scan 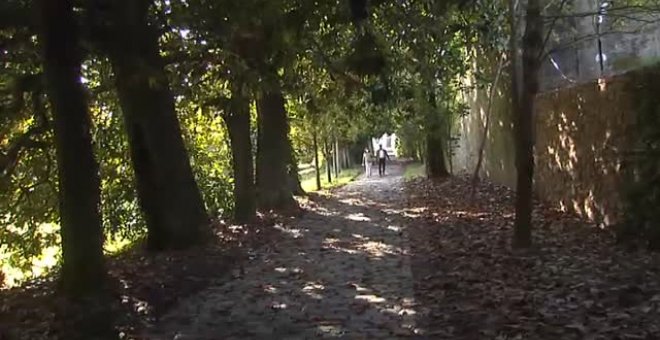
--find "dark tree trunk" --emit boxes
[417,142,425,163]
[425,93,450,179]
[513,0,542,248]
[313,128,322,191]
[39,0,105,295]
[334,137,340,178]
[287,142,305,196]
[223,85,256,223]
[256,87,297,211]
[324,141,332,183]
[102,0,207,250]
[425,132,450,178]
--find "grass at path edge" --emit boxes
[403,162,425,180]
[301,168,362,192]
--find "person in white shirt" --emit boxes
[362,148,373,177]
[377,144,390,176]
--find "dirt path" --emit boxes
[147,163,421,339]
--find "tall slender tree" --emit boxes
[38,0,105,294]
[513,0,543,248]
[312,126,322,191]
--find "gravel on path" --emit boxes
[146,163,421,339]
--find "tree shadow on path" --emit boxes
[146,162,425,339]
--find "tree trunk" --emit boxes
[256,87,297,210]
[313,128,322,191]
[324,141,332,183]
[334,137,340,178]
[39,0,105,295]
[287,142,305,196]
[425,93,450,179]
[446,119,453,175]
[425,131,449,178]
[472,55,507,197]
[223,85,256,224]
[103,0,207,250]
[513,0,542,248]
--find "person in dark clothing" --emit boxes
[377,144,390,176]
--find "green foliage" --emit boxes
[0,0,513,286]
[179,106,234,218]
[403,163,426,180]
[346,31,387,77]
[396,120,423,159]
[301,168,361,192]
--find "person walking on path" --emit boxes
[362,148,373,177]
[377,144,390,176]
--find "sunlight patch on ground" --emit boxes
[322,238,359,255]
[314,206,341,217]
[322,237,407,258]
[274,267,303,275]
[344,213,371,222]
[387,225,401,232]
[401,207,427,218]
[273,225,305,239]
[338,196,382,207]
[382,208,404,215]
[271,302,287,310]
[356,241,402,258]
[380,296,418,317]
[323,237,340,245]
[338,198,361,205]
[119,279,130,289]
[348,282,372,293]
[317,324,344,337]
[121,295,151,315]
[383,305,417,316]
[302,281,325,300]
[355,294,387,304]
[263,284,278,294]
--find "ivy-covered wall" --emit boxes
[454,67,659,229]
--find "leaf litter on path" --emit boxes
[404,175,660,339]
[0,218,283,340]
[6,165,660,339]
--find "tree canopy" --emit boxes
[3,0,660,323]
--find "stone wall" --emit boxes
[454,69,517,188]
[453,0,660,224]
[454,71,637,226]
[534,77,634,226]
